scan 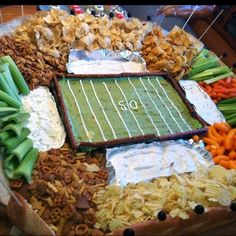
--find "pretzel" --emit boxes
[49,207,62,224]
[9,179,24,189]
[63,205,75,220]
[53,194,67,208]
[97,169,109,180]
[48,149,61,156]
[74,224,89,236]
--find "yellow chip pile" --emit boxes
[13,9,152,60]
[141,25,198,79]
[95,165,236,232]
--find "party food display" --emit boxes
[54,75,204,148]
[0,6,236,236]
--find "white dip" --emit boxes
[67,59,146,74]
[21,86,66,151]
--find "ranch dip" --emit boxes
[21,86,66,151]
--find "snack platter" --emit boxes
[0,6,236,236]
[52,73,207,149]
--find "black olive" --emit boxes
[91,10,96,16]
[222,52,228,57]
[147,15,152,21]
[127,12,132,18]
[157,210,167,221]
[230,202,236,212]
[109,12,114,18]
[123,228,135,236]
[70,9,75,15]
[194,204,204,214]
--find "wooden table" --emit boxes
[0,5,37,23]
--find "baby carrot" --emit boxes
[205,145,212,152]
[229,150,236,159]
[214,123,231,133]
[216,147,225,155]
[203,137,220,148]
[219,160,231,169]
[228,160,236,169]
[207,126,222,144]
[210,149,218,157]
[224,128,236,150]
[213,155,230,164]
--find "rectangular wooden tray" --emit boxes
[51,72,208,150]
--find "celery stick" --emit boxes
[189,58,219,76]
[0,130,13,144]
[14,148,38,183]
[11,138,33,163]
[227,116,236,127]
[0,73,19,103]
[1,120,26,136]
[190,65,231,80]
[0,111,25,123]
[0,107,19,117]
[193,49,209,61]
[204,72,234,84]
[0,101,8,107]
[217,97,236,104]
[0,56,30,95]
[1,112,30,125]
[4,168,21,180]
[4,154,18,171]
[225,112,236,120]
[189,75,214,82]
[4,128,31,153]
[192,56,218,69]
[0,90,21,109]
[0,63,19,94]
[192,57,208,65]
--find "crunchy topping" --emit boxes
[15,143,107,235]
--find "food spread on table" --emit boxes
[0,6,236,236]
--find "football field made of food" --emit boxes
[59,76,202,143]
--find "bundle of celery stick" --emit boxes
[187,49,234,84]
[217,97,236,127]
[0,55,38,183]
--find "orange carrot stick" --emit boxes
[224,128,236,150]
[213,155,230,164]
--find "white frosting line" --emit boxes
[90,80,117,139]
[67,80,92,142]
[139,77,173,133]
[148,77,184,132]
[128,78,160,136]
[103,82,131,138]
[80,80,107,141]
[155,77,192,130]
[115,79,144,135]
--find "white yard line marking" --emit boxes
[148,77,184,132]
[115,79,144,135]
[90,80,117,139]
[139,77,173,133]
[103,82,131,137]
[128,78,160,135]
[67,80,92,142]
[80,80,107,141]
[155,78,192,130]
